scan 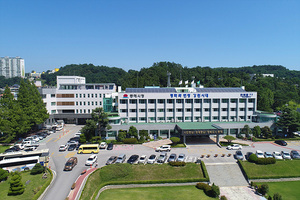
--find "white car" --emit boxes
[256,150,264,158]
[273,151,283,160]
[85,155,97,166]
[155,145,171,152]
[100,142,107,149]
[226,144,242,150]
[281,151,291,159]
[177,153,186,162]
[59,144,68,151]
[138,155,147,164]
[147,154,157,164]
[74,132,81,137]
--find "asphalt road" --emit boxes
[37,125,300,200]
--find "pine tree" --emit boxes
[8,172,25,195]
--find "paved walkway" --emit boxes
[142,139,172,149]
[220,186,266,200]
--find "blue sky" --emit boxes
[1,0,299,72]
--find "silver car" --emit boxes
[157,153,167,163]
[115,154,126,163]
[168,154,177,162]
[177,153,185,162]
[235,150,244,160]
[147,154,157,164]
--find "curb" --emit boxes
[38,169,56,200]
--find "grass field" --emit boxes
[0,170,50,200]
[0,145,11,153]
[256,181,300,200]
[99,185,217,200]
[81,163,206,200]
[240,160,300,179]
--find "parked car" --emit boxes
[264,152,273,158]
[291,150,300,159]
[256,150,264,158]
[107,143,114,150]
[275,140,287,146]
[226,144,242,150]
[4,148,16,153]
[64,157,78,171]
[273,151,283,160]
[235,151,244,160]
[100,142,107,149]
[24,146,37,152]
[155,145,171,152]
[74,132,81,137]
[59,144,68,151]
[281,151,291,159]
[168,153,177,162]
[147,154,157,164]
[138,155,147,164]
[177,153,186,162]
[245,152,253,160]
[14,143,25,150]
[115,154,126,163]
[157,153,167,163]
[68,144,77,151]
[127,155,139,164]
[85,155,97,166]
[106,156,117,165]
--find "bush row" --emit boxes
[168,161,186,167]
[196,182,220,198]
[248,154,276,165]
[200,161,210,182]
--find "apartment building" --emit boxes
[0,56,25,78]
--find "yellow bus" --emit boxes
[78,144,100,154]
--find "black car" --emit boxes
[245,152,253,160]
[4,148,16,153]
[107,143,113,150]
[68,144,77,151]
[275,140,287,146]
[291,150,300,159]
[127,155,139,164]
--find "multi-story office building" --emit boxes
[0,56,25,78]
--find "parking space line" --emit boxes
[47,138,53,143]
[65,152,76,158]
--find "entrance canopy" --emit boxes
[175,122,224,136]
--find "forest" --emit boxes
[1,62,300,112]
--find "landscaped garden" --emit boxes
[99,185,217,200]
[80,162,209,200]
[265,181,300,200]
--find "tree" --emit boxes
[257,88,274,112]
[256,184,269,195]
[0,168,8,181]
[223,135,236,143]
[30,163,45,175]
[8,172,25,195]
[81,120,97,141]
[261,126,272,138]
[128,126,138,139]
[277,106,300,137]
[117,130,127,142]
[139,130,149,140]
[241,125,252,138]
[91,107,112,138]
[252,126,261,138]
[170,137,180,145]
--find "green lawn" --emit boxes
[240,160,300,179]
[99,185,217,200]
[0,170,51,200]
[81,163,207,200]
[171,143,186,148]
[0,145,11,153]
[258,181,300,200]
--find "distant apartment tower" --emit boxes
[0,56,25,78]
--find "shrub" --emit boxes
[8,172,25,195]
[256,184,269,195]
[0,168,9,181]
[169,161,186,167]
[248,154,258,163]
[268,196,272,200]
[220,195,228,200]
[273,193,282,200]
[196,182,220,198]
[32,186,42,194]
[123,138,138,144]
[31,163,45,175]
[209,183,220,198]
[170,137,180,144]
[196,182,211,192]
[256,158,276,165]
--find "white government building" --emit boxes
[40,76,276,143]
[0,56,25,78]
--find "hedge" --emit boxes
[32,167,53,200]
[168,161,186,167]
[256,158,276,165]
[200,161,210,182]
[237,160,249,181]
[123,138,138,144]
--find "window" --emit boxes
[103,94,105,98]
[176,108,183,112]
[204,99,211,103]
[248,98,255,103]
[158,99,165,104]
[80,109,82,113]
[139,99,146,104]
[222,99,229,103]
[120,99,127,104]
[248,108,253,111]
[158,109,165,112]
[177,117,183,121]
[120,109,127,113]
[130,117,137,121]
[88,102,90,106]
[148,109,155,112]
[139,117,146,121]
[231,108,236,111]
[239,99,246,103]
[100,101,102,105]
[239,108,245,111]
[130,99,137,104]
[95,94,97,98]
[230,116,235,120]
[80,102,82,106]
[148,117,155,121]
[204,108,209,112]
[76,109,78,113]
[51,110,56,114]
[213,99,220,103]
[195,116,201,121]
[84,109,86,113]
[213,108,219,112]
[83,102,86,106]
[167,108,173,112]
[240,116,245,120]
[185,99,192,103]
[222,116,228,120]
[88,109,90,113]
[213,116,219,120]
[95,101,98,106]
[186,108,191,112]
[139,109,145,112]
[83,94,85,98]
[167,99,174,104]
[167,117,173,121]
[185,117,191,120]
[99,94,102,98]
[76,94,78,98]
[87,94,90,98]
[148,99,155,104]
[230,99,237,103]
[222,108,228,111]
[176,99,183,103]
[130,109,136,112]
[158,117,165,121]
[91,94,94,98]
[91,102,94,106]
[204,117,209,120]
[51,94,55,98]
[56,94,75,98]
[51,102,56,106]
[194,99,202,103]
[80,94,82,98]
[76,102,78,106]
[195,108,200,112]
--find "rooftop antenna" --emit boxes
[167,71,171,87]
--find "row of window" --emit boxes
[120,98,255,104]
[51,101,102,106]
[120,107,254,113]
[129,116,251,122]
[50,93,106,98]
[52,109,94,114]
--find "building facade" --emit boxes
[0,56,25,78]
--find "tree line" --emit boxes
[0,80,49,143]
